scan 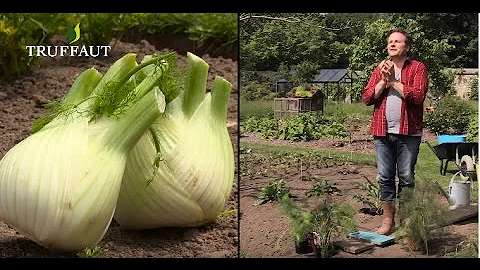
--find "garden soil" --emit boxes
[0,38,238,258]
[239,120,478,258]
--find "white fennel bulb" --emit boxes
[114,52,234,229]
[0,52,175,252]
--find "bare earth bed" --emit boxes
[239,123,477,258]
[0,38,238,258]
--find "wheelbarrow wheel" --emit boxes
[460,155,475,181]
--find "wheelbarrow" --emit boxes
[424,141,478,181]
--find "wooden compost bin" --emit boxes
[274,90,324,119]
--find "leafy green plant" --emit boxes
[72,13,146,48]
[396,180,449,255]
[76,246,102,258]
[424,95,475,135]
[0,13,237,81]
[466,114,478,142]
[305,179,338,197]
[242,116,263,133]
[278,194,314,244]
[278,114,318,141]
[243,113,349,142]
[288,85,314,97]
[252,117,279,140]
[254,179,291,206]
[0,13,65,79]
[352,175,382,215]
[278,194,356,258]
[310,202,357,258]
[139,13,237,52]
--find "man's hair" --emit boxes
[386,29,413,57]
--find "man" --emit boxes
[362,29,429,235]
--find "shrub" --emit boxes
[466,114,478,142]
[240,82,275,101]
[424,95,475,134]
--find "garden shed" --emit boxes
[273,69,359,119]
[273,87,325,119]
[275,69,360,102]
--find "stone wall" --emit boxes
[452,68,478,99]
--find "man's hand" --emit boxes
[374,60,390,98]
[381,60,395,82]
[378,60,389,82]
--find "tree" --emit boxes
[240,16,338,71]
[277,60,320,88]
[239,13,382,71]
[391,13,478,68]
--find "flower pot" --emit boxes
[306,232,335,258]
[315,247,334,258]
[294,239,313,254]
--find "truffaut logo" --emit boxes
[67,23,81,44]
[26,22,110,58]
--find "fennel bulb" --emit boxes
[114,52,235,229]
[0,52,175,252]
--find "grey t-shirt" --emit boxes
[386,71,402,134]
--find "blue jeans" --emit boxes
[374,133,421,202]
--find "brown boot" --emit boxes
[375,201,395,235]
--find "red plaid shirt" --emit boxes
[362,58,429,137]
